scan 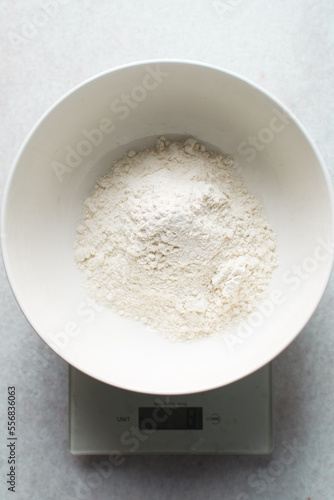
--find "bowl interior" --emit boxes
[2,61,334,394]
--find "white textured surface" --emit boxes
[75,137,278,341]
[0,1,333,499]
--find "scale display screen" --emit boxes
[139,407,203,430]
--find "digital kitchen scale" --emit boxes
[69,363,273,455]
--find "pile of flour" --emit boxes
[75,137,278,341]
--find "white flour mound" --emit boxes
[75,137,278,341]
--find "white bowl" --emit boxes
[2,60,334,394]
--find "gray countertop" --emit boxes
[1,1,334,499]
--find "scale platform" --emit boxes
[69,363,273,455]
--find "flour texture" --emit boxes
[75,137,278,341]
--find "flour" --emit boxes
[75,137,278,341]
